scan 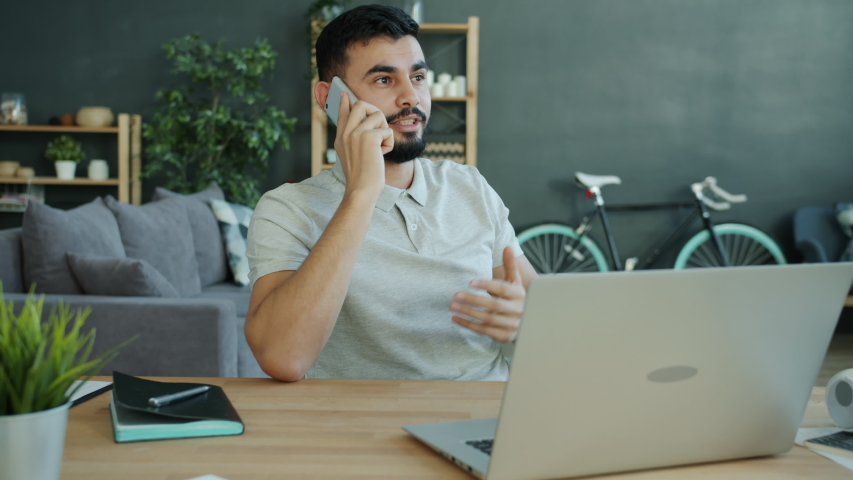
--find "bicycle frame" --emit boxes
[573,188,730,271]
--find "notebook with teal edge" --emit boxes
[109,371,244,443]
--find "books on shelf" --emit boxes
[109,371,244,443]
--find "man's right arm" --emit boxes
[245,190,377,381]
[245,94,393,382]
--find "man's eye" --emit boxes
[375,77,390,84]
[413,74,425,82]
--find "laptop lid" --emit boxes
[486,263,853,480]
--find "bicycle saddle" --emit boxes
[574,172,622,189]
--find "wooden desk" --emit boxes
[63,378,848,479]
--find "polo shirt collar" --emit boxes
[406,159,428,207]
[331,161,403,213]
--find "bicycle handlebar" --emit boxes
[691,177,747,211]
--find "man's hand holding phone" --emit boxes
[329,78,394,201]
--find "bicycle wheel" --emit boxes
[673,223,787,269]
[517,224,609,273]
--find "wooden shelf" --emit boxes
[846,295,853,307]
[419,23,469,34]
[0,176,120,186]
[0,125,119,133]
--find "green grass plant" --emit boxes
[0,284,134,415]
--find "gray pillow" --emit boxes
[152,183,229,287]
[105,195,202,297]
[66,253,180,297]
[22,197,126,294]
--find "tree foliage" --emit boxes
[143,34,296,206]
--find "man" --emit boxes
[245,4,536,382]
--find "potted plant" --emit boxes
[0,286,132,480]
[45,135,85,180]
[143,34,297,207]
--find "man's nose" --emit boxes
[396,80,420,109]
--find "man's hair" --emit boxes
[315,4,419,82]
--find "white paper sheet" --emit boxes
[796,427,853,471]
[67,380,112,404]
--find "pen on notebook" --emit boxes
[148,385,210,407]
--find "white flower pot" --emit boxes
[0,402,71,480]
[54,160,77,180]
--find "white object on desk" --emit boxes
[827,369,853,430]
[430,83,445,98]
[185,476,231,480]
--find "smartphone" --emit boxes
[324,76,358,126]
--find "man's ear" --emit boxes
[314,81,331,111]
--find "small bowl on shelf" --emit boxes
[15,167,35,179]
[76,107,114,128]
[0,161,20,177]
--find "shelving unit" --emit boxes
[0,113,142,209]
[310,17,479,176]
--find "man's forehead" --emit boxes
[345,35,425,75]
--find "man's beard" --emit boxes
[384,107,428,164]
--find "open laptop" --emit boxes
[404,263,853,480]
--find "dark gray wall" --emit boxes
[2,0,852,263]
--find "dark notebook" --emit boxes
[109,371,244,443]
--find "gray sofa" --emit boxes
[0,186,266,378]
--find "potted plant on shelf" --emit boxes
[45,135,85,180]
[143,34,297,207]
[0,286,133,480]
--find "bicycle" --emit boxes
[516,172,787,273]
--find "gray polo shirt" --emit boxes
[247,158,521,381]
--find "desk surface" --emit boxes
[63,377,847,480]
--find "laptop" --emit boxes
[404,263,853,480]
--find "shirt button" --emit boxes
[410,224,418,231]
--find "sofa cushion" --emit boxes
[67,253,180,297]
[197,282,251,317]
[195,282,267,378]
[152,183,229,287]
[22,198,126,294]
[209,199,254,286]
[105,195,201,297]
[0,228,24,293]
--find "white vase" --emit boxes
[88,159,109,180]
[0,402,71,480]
[54,160,77,180]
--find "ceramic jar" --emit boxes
[87,159,109,180]
[76,107,114,128]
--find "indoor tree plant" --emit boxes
[45,135,85,180]
[0,286,132,480]
[143,34,297,207]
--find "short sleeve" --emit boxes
[246,189,317,287]
[475,172,522,268]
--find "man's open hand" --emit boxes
[450,247,525,343]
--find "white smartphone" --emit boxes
[324,76,358,126]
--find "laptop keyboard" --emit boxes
[466,439,494,455]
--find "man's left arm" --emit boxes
[449,247,538,343]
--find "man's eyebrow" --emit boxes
[364,64,396,78]
[363,61,429,78]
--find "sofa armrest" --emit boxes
[3,293,238,378]
[795,238,829,263]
